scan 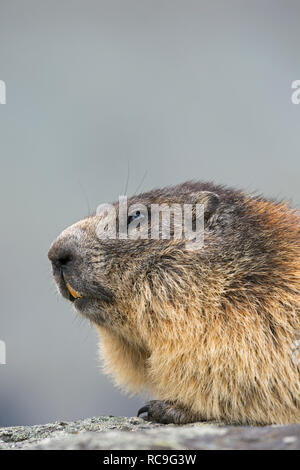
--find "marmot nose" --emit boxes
[48,242,75,272]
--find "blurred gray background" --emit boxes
[0,0,300,426]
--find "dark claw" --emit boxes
[137,405,149,418]
[137,400,195,424]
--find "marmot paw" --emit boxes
[137,400,193,424]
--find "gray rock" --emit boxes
[0,417,299,450]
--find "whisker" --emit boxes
[133,170,148,196]
[77,179,92,215]
[123,160,130,196]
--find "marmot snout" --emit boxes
[48,181,300,425]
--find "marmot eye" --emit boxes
[127,211,141,225]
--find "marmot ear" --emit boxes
[190,191,220,221]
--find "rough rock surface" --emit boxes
[0,417,300,450]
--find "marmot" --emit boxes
[48,181,300,425]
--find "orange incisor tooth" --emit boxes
[66,283,83,299]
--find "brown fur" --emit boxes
[48,181,300,425]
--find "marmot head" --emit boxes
[47,182,227,326]
[48,180,300,337]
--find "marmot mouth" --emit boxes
[59,273,114,305]
[65,282,83,302]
